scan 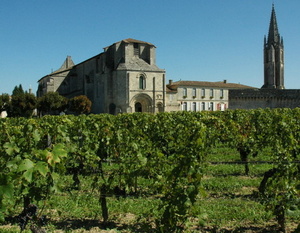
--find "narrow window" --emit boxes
[183,88,187,98]
[220,89,224,98]
[192,88,196,97]
[210,102,214,111]
[182,102,187,111]
[201,102,205,111]
[201,88,205,97]
[139,75,146,89]
[210,89,214,98]
[192,102,197,111]
[134,43,139,56]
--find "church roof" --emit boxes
[121,38,154,46]
[167,80,255,91]
[104,38,155,50]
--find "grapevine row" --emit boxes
[0,109,300,232]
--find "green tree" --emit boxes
[0,94,10,112]
[37,92,68,115]
[8,93,37,117]
[12,84,24,96]
[69,95,92,114]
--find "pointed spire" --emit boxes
[267,4,280,45]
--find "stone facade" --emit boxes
[38,39,166,114]
[37,56,74,96]
[166,80,254,112]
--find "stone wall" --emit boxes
[229,89,300,109]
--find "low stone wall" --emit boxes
[229,89,300,109]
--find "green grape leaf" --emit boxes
[0,184,14,199]
[3,142,20,155]
[0,212,5,223]
[18,159,35,172]
[32,129,41,143]
[35,161,49,177]
[47,144,67,166]
[23,168,34,182]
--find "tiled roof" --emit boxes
[104,38,155,50]
[167,80,255,91]
[122,38,154,46]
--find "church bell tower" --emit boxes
[262,4,285,89]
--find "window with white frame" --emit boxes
[210,89,214,98]
[220,89,224,98]
[183,88,187,98]
[192,88,196,97]
[201,102,205,111]
[182,102,187,111]
[201,88,205,97]
[209,102,214,111]
[192,102,197,111]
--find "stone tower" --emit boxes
[262,4,285,89]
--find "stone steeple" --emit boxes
[262,4,285,89]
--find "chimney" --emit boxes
[169,79,173,85]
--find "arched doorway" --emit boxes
[130,94,152,113]
[135,102,142,112]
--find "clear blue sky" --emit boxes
[1,0,300,95]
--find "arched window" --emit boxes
[139,75,146,89]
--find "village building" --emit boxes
[166,80,253,112]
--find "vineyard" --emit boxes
[1,109,300,232]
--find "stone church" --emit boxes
[229,5,300,109]
[38,39,166,114]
